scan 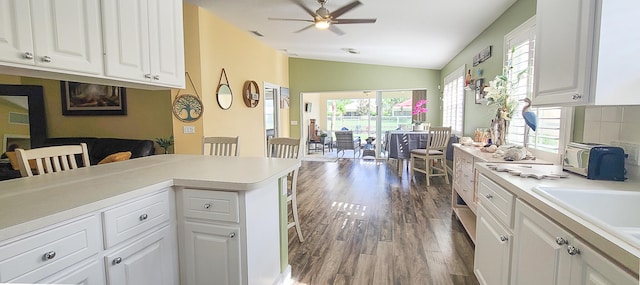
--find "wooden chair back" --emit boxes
[15,143,91,177]
[267,137,301,159]
[203,136,239,156]
[428,127,452,153]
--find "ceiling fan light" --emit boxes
[315,20,330,29]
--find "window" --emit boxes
[443,65,465,136]
[504,17,571,162]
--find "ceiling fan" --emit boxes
[268,0,376,35]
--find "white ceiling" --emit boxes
[186,0,517,69]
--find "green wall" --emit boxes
[440,0,536,136]
[289,58,441,138]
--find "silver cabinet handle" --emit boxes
[144,73,152,79]
[485,194,493,199]
[112,257,122,265]
[204,203,211,209]
[43,251,56,261]
[139,213,148,221]
[567,245,580,255]
[229,232,236,239]
[499,235,508,242]
[555,237,568,245]
[42,56,52,63]
[153,75,160,80]
[23,52,34,59]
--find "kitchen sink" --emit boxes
[533,186,640,244]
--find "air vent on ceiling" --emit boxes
[9,112,28,125]
[250,30,264,37]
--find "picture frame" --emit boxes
[475,78,486,104]
[60,81,126,116]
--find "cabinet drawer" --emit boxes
[182,189,239,223]
[477,174,514,227]
[103,190,170,248]
[0,215,101,283]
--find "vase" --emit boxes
[490,110,508,146]
[413,124,425,131]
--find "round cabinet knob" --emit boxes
[153,75,160,80]
[139,213,148,221]
[229,232,236,239]
[112,257,123,265]
[572,94,582,100]
[567,245,580,255]
[499,235,509,242]
[42,56,52,63]
[23,52,34,59]
[485,194,493,199]
[43,251,56,261]
[203,203,211,209]
[555,237,568,246]
[144,74,152,79]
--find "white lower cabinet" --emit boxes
[40,259,105,285]
[474,205,512,285]
[104,225,176,285]
[182,222,241,285]
[511,200,636,285]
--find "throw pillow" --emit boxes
[98,151,132,165]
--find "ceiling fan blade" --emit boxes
[333,18,377,24]
[292,0,319,18]
[294,24,316,33]
[329,25,345,36]
[329,1,362,19]
[268,17,314,22]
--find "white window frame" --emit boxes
[442,65,465,136]
[503,16,572,164]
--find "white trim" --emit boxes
[272,265,292,285]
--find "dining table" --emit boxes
[386,130,431,160]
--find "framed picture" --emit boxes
[475,78,486,104]
[60,81,126,115]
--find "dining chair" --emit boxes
[203,136,239,156]
[335,130,362,158]
[409,126,451,186]
[266,137,304,242]
[15,143,91,177]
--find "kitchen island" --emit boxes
[0,155,300,285]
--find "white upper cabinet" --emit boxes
[102,0,185,88]
[0,0,102,74]
[533,0,640,106]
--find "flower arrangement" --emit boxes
[412,99,429,125]
[483,73,517,121]
[155,135,174,154]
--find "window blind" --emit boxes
[443,65,465,136]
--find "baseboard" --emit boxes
[272,265,292,285]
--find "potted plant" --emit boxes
[155,135,174,154]
[412,99,429,131]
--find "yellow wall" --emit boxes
[0,99,30,143]
[176,4,289,157]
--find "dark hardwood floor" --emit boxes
[288,159,479,285]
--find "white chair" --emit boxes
[267,137,304,242]
[410,127,451,186]
[335,131,361,158]
[15,143,91,177]
[203,136,239,156]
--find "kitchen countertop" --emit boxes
[0,154,300,240]
[475,163,640,275]
[454,143,552,164]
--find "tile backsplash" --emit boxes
[583,106,640,144]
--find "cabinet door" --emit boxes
[569,239,637,285]
[102,0,151,82]
[182,222,241,285]
[147,0,185,87]
[0,0,34,65]
[105,225,177,285]
[30,0,103,74]
[511,200,573,285]
[474,205,512,285]
[533,0,596,105]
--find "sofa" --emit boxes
[42,137,156,165]
[0,137,155,181]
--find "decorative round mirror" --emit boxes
[216,84,233,110]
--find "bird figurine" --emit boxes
[520,98,537,131]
